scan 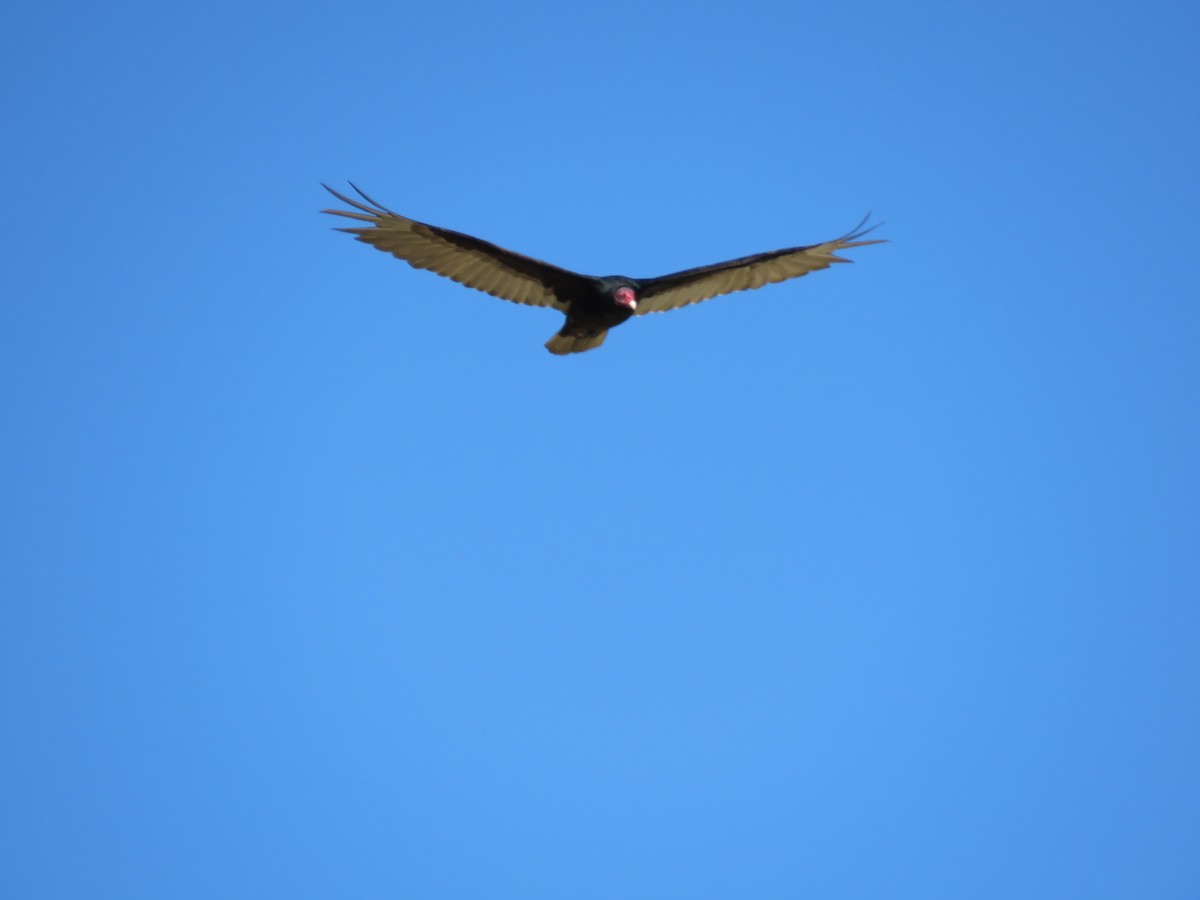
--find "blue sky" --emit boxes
[3,1,1198,897]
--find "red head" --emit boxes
[614,286,638,311]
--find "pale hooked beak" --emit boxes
[615,288,638,311]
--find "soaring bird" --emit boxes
[322,184,882,355]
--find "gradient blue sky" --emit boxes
[3,1,1199,897]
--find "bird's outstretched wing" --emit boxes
[322,184,589,311]
[634,219,884,315]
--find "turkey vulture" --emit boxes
[322,184,883,355]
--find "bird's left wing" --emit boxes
[634,219,884,315]
[322,184,588,311]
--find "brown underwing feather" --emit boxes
[634,219,885,315]
[321,184,586,312]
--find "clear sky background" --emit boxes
[3,1,1198,897]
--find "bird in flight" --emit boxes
[322,184,883,355]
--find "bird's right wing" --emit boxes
[322,184,589,311]
[635,219,884,315]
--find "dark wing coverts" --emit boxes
[322,184,586,311]
[635,219,883,314]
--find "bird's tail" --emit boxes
[545,330,608,355]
